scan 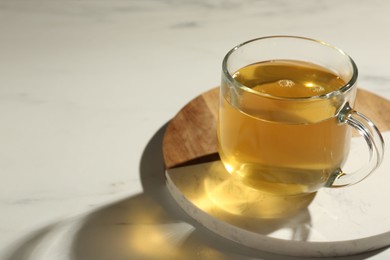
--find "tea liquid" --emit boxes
[218,60,351,195]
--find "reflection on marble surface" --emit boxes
[202,162,316,220]
[168,160,314,241]
[169,159,315,220]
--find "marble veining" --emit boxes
[1,0,390,259]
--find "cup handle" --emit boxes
[327,103,385,187]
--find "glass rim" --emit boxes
[222,35,358,101]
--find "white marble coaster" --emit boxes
[166,132,390,257]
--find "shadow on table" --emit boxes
[4,124,388,260]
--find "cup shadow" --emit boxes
[70,123,279,260]
[3,123,387,260]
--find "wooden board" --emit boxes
[163,87,390,169]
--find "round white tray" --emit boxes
[166,132,390,257]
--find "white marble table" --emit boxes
[1,0,390,259]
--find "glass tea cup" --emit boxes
[217,36,384,201]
